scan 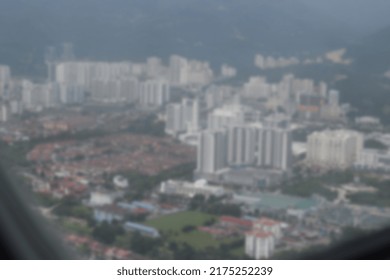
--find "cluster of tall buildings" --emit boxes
[241,74,344,122]
[52,54,216,106]
[0,46,238,122]
[168,55,214,87]
[55,61,171,106]
[205,85,235,110]
[254,54,300,70]
[162,71,356,183]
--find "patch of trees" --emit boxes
[0,140,32,168]
[347,176,390,207]
[53,198,93,221]
[282,178,337,201]
[127,115,165,137]
[92,221,125,245]
[124,162,195,200]
[189,194,242,217]
[364,139,387,150]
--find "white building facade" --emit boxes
[307,130,363,169]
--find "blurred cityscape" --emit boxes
[0,43,390,260]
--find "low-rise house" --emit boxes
[94,204,128,223]
[219,216,253,231]
[160,179,225,198]
[123,222,160,238]
[253,217,283,240]
[89,187,124,206]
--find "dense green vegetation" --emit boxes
[335,72,390,125]
[347,177,390,207]
[115,230,246,260]
[273,227,370,259]
[127,115,165,137]
[33,193,60,207]
[141,211,245,259]
[282,178,337,201]
[320,170,355,185]
[282,170,355,201]
[364,139,388,150]
[145,211,215,232]
[53,198,93,221]
[123,162,195,200]
[189,194,242,217]
[0,140,32,168]
[92,221,125,245]
[59,218,93,236]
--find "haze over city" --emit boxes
[0,0,390,260]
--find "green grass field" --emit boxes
[145,211,243,252]
[145,211,215,232]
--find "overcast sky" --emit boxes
[299,0,390,33]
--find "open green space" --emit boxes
[145,211,243,251]
[145,211,215,233]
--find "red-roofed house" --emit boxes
[254,217,282,239]
[219,216,253,230]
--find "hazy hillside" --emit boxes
[334,26,390,123]
[0,0,354,77]
[348,25,390,74]
[299,0,390,34]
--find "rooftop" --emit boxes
[246,230,274,239]
[220,216,253,227]
[234,192,318,211]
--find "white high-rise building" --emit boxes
[169,55,188,86]
[21,81,59,109]
[245,231,275,259]
[139,79,170,107]
[197,119,292,173]
[328,89,340,106]
[56,61,133,89]
[245,217,283,259]
[221,64,237,78]
[58,83,85,104]
[165,103,184,135]
[187,60,213,86]
[0,103,9,122]
[197,130,228,174]
[243,76,271,99]
[9,100,23,115]
[165,98,200,135]
[205,85,234,109]
[146,57,163,78]
[208,104,247,130]
[227,125,257,166]
[319,81,328,98]
[120,77,139,103]
[0,65,11,98]
[307,130,363,169]
[181,98,200,132]
[169,55,214,87]
[254,122,292,171]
